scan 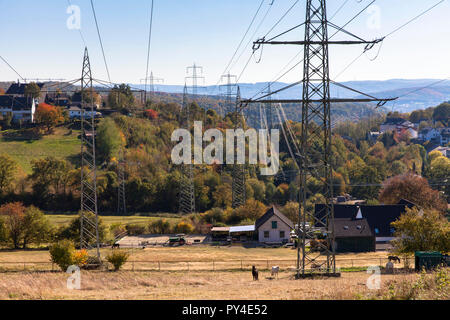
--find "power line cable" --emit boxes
[0,55,25,81]
[385,0,446,38]
[144,0,155,102]
[67,0,87,47]
[248,0,377,100]
[218,0,266,84]
[333,0,446,81]
[90,0,112,83]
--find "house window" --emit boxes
[272,221,277,229]
[280,231,285,238]
[264,231,269,238]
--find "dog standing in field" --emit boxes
[252,266,259,281]
[271,266,279,279]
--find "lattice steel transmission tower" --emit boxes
[79,47,101,259]
[141,71,164,105]
[232,87,246,209]
[220,73,237,116]
[117,150,127,215]
[244,0,395,277]
[179,84,196,214]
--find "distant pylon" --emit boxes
[220,73,237,117]
[79,47,100,259]
[232,87,246,209]
[141,71,164,105]
[179,84,195,214]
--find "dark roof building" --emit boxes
[315,203,408,239]
[6,82,45,95]
[333,218,375,253]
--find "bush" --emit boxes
[125,224,147,235]
[106,249,129,271]
[72,249,88,267]
[49,240,75,271]
[174,221,194,234]
[148,219,171,234]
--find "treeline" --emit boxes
[0,97,448,216]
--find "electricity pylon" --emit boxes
[220,73,237,116]
[179,84,195,214]
[232,87,246,209]
[79,47,101,260]
[141,71,164,105]
[117,150,127,215]
[243,0,396,277]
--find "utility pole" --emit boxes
[79,47,100,260]
[232,87,246,209]
[179,84,196,214]
[243,0,396,277]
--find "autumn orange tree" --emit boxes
[145,109,158,120]
[379,174,447,212]
[35,103,64,133]
[0,202,25,248]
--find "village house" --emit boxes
[256,206,294,243]
[380,118,418,139]
[315,201,412,251]
[0,95,37,123]
[210,206,294,244]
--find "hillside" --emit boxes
[0,126,80,174]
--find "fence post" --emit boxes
[158,261,161,271]
[132,261,135,271]
[241,260,243,271]
[213,261,215,271]
[267,260,269,270]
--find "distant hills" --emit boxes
[1,78,448,114]
[131,78,450,113]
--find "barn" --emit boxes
[333,218,375,253]
[315,202,410,251]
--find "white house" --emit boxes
[419,127,441,142]
[0,95,37,123]
[68,106,101,119]
[255,206,294,243]
[380,118,414,133]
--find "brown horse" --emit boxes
[388,256,401,263]
[252,266,259,281]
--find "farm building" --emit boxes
[333,218,375,253]
[210,206,294,244]
[315,202,410,251]
[210,227,230,242]
[255,206,294,244]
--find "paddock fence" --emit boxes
[0,257,415,273]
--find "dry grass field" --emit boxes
[0,246,447,300]
[0,270,447,300]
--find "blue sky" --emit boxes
[1,0,449,85]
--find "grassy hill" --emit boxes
[0,126,80,174]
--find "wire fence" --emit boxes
[0,257,415,273]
